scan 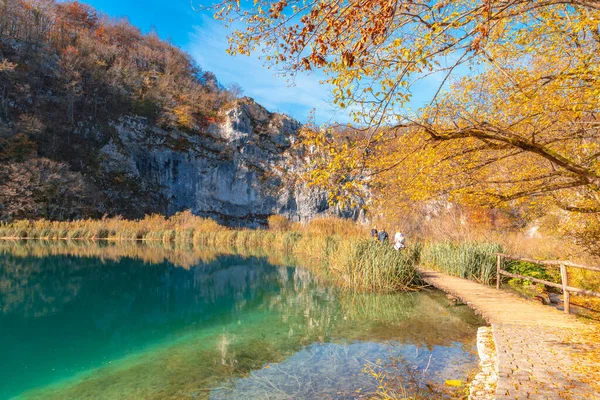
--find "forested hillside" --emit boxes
[0,1,244,221]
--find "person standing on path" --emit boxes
[394,231,405,251]
[370,226,378,240]
[377,229,389,244]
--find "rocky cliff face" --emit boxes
[99,98,351,227]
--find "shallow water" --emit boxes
[0,242,485,399]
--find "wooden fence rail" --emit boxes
[496,253,600,314]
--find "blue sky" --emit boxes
[82,0,441,124]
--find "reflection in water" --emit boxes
[0,242,484,400]
[0,239,298,270]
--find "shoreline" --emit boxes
[0,227,422,293]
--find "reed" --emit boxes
[0,213,419,292]
[420,241,503,284]
[331,240,422,292]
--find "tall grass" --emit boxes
[171,230,421,292]
[331,240,422,292]
[420,241,503,284]
[0,212,225,241]
[0,213,419,292]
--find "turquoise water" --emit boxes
[0,243,485,399]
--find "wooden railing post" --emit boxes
[560,263,570,314]
[496,254,502,289]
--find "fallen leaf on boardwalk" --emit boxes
[444,380,463,387]
[560,327,600,393]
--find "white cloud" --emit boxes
[185,16,348,124]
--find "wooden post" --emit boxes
[560,263,570,314]
[496,254,502,289]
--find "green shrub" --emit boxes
[504,260,560,288]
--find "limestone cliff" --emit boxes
[99,98,352,227]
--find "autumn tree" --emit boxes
[0,58,16,119]
[58,45,83,125]
[0,158,90,221]
[214,1,600,227]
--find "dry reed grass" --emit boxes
[0,213,417,292]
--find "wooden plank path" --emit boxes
[419,269,600,400]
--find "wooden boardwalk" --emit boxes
[419,269,600,400]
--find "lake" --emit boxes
[0,241,485,399]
